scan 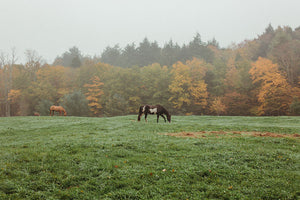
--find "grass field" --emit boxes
[0,115,299,199]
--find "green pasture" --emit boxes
[0,115,299,199]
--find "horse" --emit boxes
[138,104,171,123]
[50,105,67,116]
[33,112,40,116]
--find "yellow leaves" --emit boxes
[88,102,101,108]
[169,58,208,112]
[36,65,67,83]
[187,57,208,79]
[250,57,294,115]
[189,81,208,106]
[128,96,141,113]
[128,96,140,102]
[86,96,98,102]
[8,89,21,103]
[84,76,104,116]
[249,57,279,84]
[84,76,104,88]
[225,64,239,88]
[33,65,72,102]
[210,97,226,116]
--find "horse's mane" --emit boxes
[157,104,170,116]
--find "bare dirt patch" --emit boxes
[161,131,300,139]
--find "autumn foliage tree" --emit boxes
[8,89,21,116]
[210,97,226,116]
[249,57,293,115]
[169,58,208,114]
[84,76,104,116]
[1,25,300,117]
[222,53,254,115]
[32,65,71,103]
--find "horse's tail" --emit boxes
[49,106,53,115]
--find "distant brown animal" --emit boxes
[50,106,67,116]
[34,112,40,116]
[138,104,171,123]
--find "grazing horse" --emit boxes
[138,104,171,123]
[50,106,67,116]
[34,112,40,116]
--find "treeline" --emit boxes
[1,24,300,117]
[99,33,216,68]
[53,33,217,69]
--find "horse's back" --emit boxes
[50,106,64,110]
[155,104,165,111]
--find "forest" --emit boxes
[1,24,300,117]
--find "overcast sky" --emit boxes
[1,0,300,64]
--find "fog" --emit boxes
[1,0,300,63]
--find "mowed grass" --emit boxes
[0,115,299,199]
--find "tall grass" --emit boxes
[0,116,299,199]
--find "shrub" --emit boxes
[60,91,90,116]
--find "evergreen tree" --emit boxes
[188,33,214,63]
[53,46,83,67]
[161,40,181,66]
[101,45,121,67]
[121,43,138,68]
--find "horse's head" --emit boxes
[167,115,171,123]
[64,111,67,116]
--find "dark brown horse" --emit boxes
[138,104,171,123]
[50,106,67,116]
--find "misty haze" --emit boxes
[0,1,299,199]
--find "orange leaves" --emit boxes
[8,89,21,103]
[84,76,104,90]
[250,57,294,115]
[249,57,280,85]
[84,76,104,116]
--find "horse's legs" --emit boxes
[145,113,148,122]
[157,114,159,123]
[138,113,143,121]
[160,114,166,122]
